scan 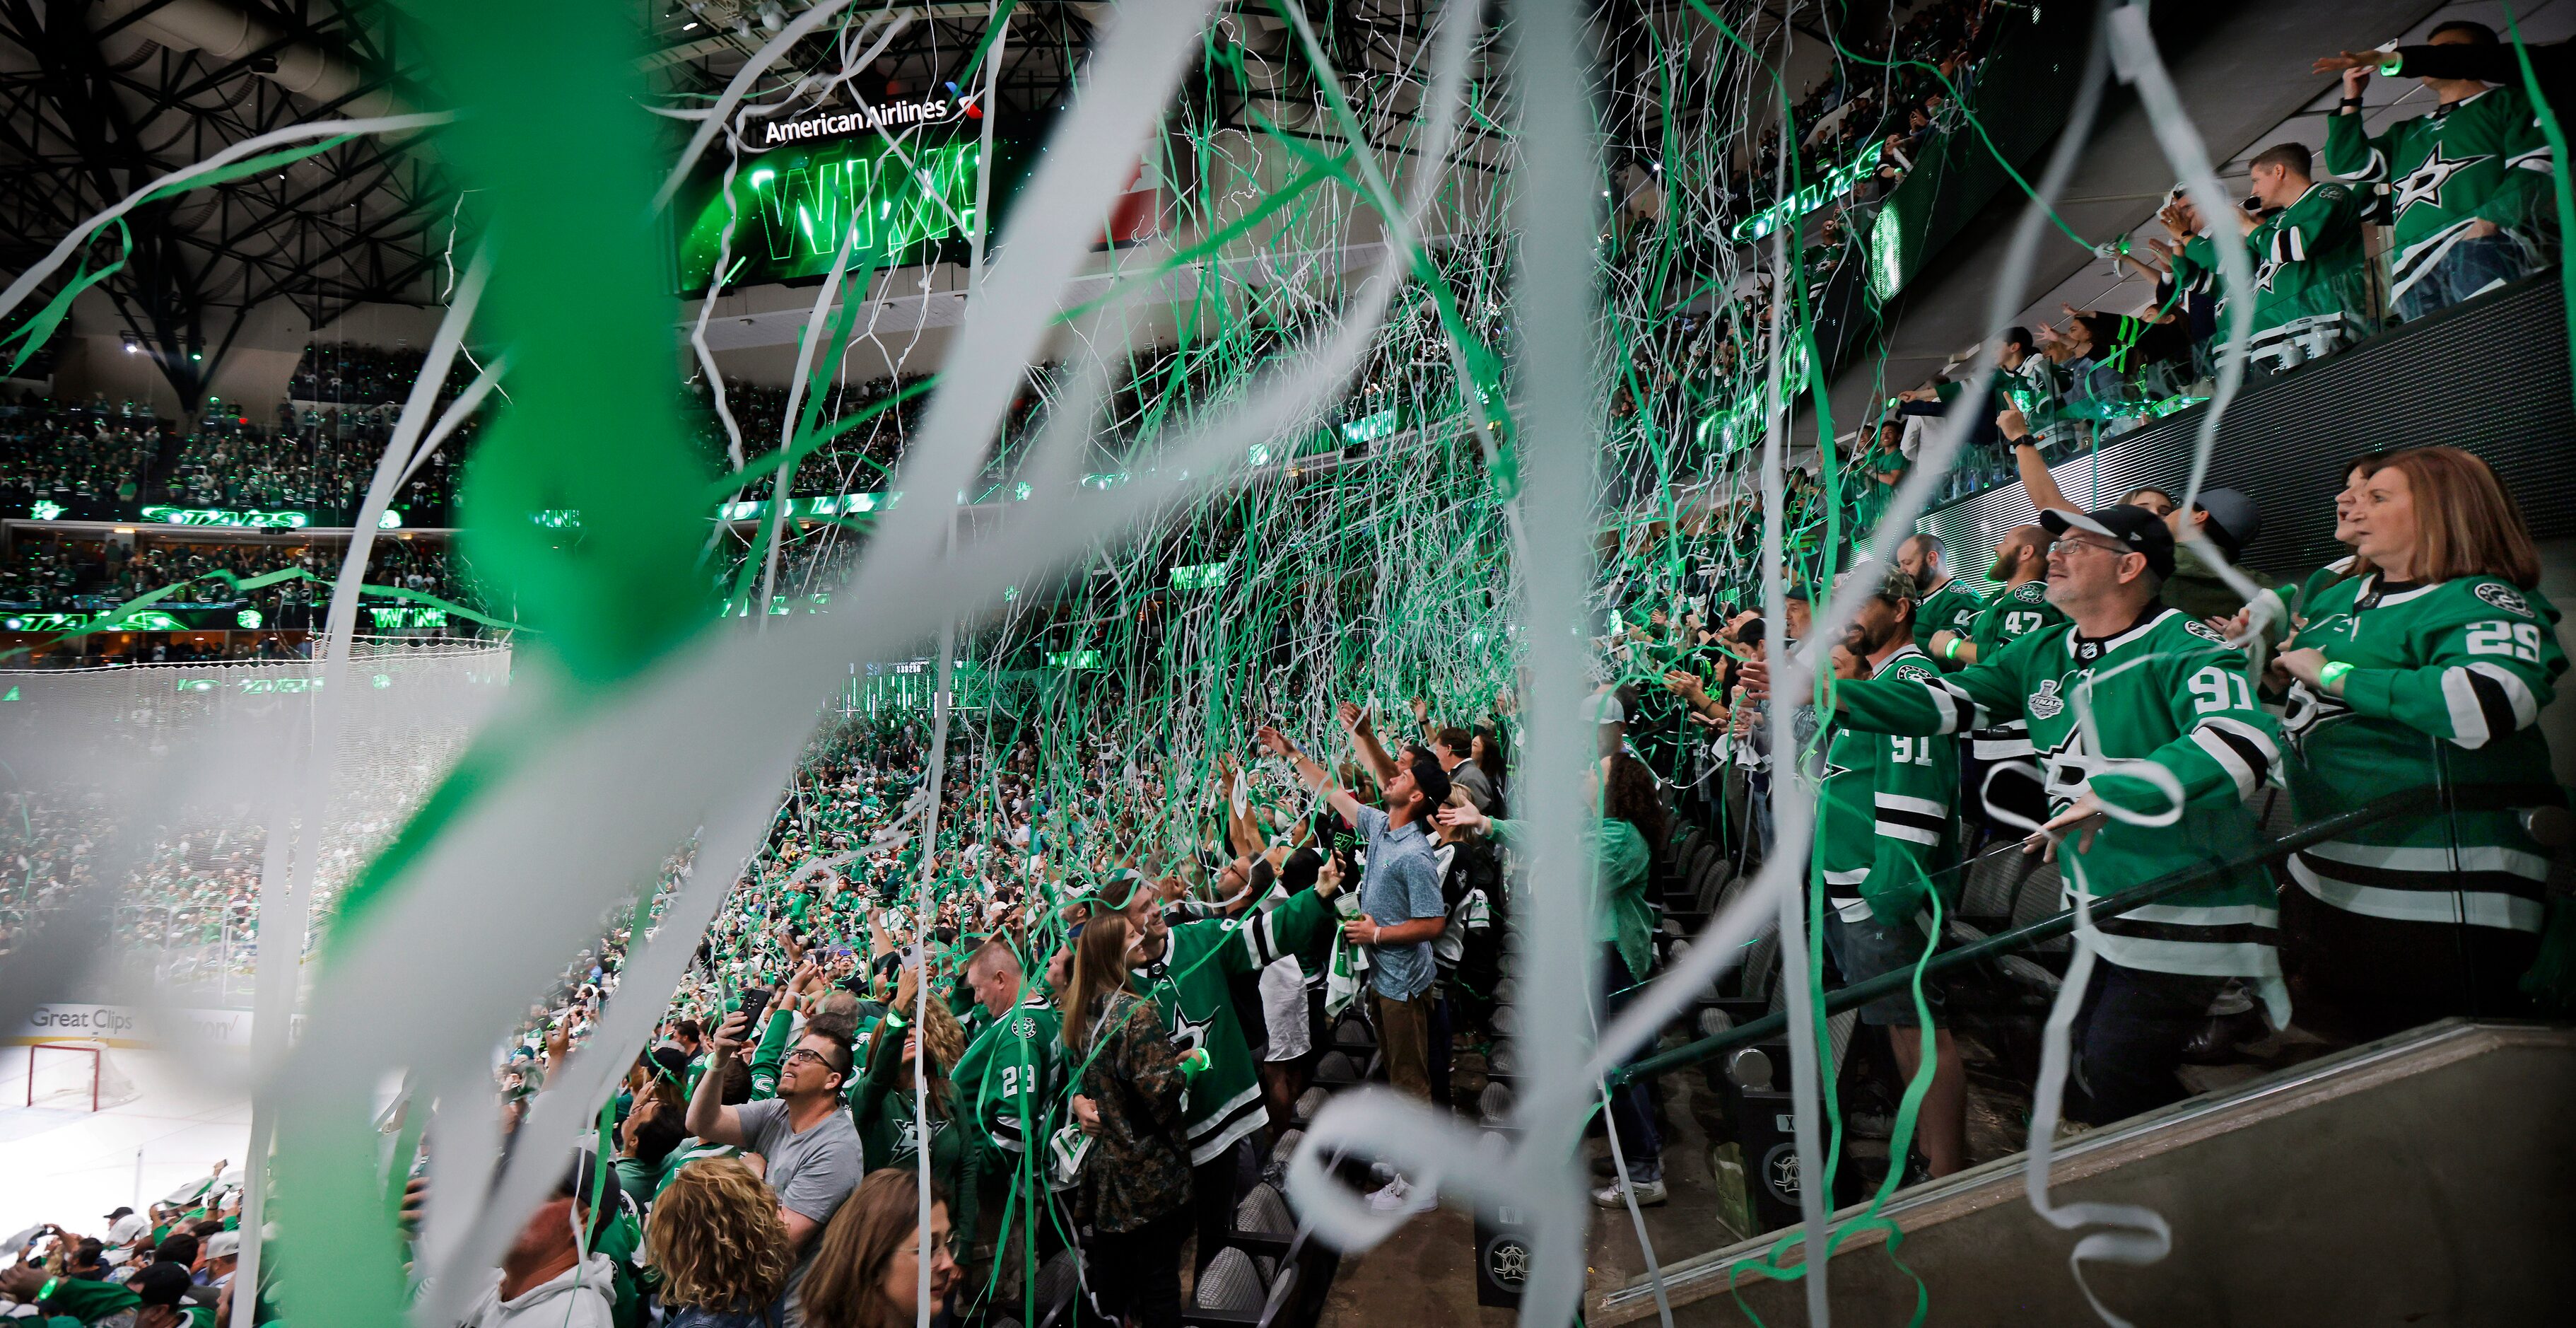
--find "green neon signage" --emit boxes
[1729,147,1883,244]
[141,505,310,529]
[367,606,449,631]
[1169,562,1229,590]
[679,138,997,289]
[1340,407,1402,445]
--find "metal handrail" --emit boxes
[1610,783,2563,1086]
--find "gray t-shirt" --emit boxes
[1450,761,1497,813]
[736,1096,864,1324]
[1354,804,1446,999]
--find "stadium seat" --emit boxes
[1292,1086,1330,1127]
[1958,844,2035,924]
[1182,1245,1300,1327]
[2007,861,2069,955]
[1313,1049,1362,1088]
[1230,1180,1300,1259]
[1033,1248,1082,1328]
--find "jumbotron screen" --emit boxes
[672,86,1039,290]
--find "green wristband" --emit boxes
[38,1277,58,1303]
[1941,636,1963,661]
[2317,660,2353,693]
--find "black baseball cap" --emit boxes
[1405,749,1453,809]
[2189,488,2261,559]
[643,1045,690,1087]
[131,1262,193,1307]
[2042,504,2174,578]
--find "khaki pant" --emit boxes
[1372,989,1433,1100]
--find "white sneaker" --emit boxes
[1366,1174,1436,1213]
[1591,1177,1668,1208]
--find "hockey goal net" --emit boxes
[25,1040,140,1112]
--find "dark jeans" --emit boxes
[2397,232,2532,322]
[1083,1205,1189,1328]
[2281,883,2539,1044]
[1600,948,1662,1180]
[2068,960,2228,1126]
[665,1306,783,1328]
[1189,1138,1250,1277]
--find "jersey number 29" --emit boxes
[2466,621,2543,663]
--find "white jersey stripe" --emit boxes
[2440,665,2493,746]
[2302,837,2551,878]
[2289,856,2545,931]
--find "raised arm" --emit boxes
[1255,724,1362,825]
[1216,754,1265,860]
[683,1010,751,1146]
[1337,701,1400,789]
[1998,409,2071,512]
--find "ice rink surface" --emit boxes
[0,1045,250,1242]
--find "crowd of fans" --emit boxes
[4,434,2564,1323]
[1839,20,2561,518]
[1,1172,250,1328]
[74,406,2576,1321]
[1739,0,2010,223]
[0,397,164,513]
[2,15,2570,1328]
[1,534,468,610]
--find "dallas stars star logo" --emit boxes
[2392,144,2490,220]
[2036,727,2099,803]
[891,1114,948,1159]
[1166,1006,1214,1057]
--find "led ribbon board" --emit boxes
[674,90,1033,290]
[141,506,311,528]
[1727,145,1885,244]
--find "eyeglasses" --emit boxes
[2047,536,2130,558]
[784,1047,836,1072]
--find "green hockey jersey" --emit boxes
[1835,607,2288,1010]
[1965,578,2067,759]
[1131,889,1336,1165]
[2324,88,2553,306]
[1911,576,1986,663]
[2168,182,2371,337]
[1818,645,1959,924]
[952,990,1066,1162]
[2279,574,2567,933]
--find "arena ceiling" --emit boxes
[0,0,1811,407]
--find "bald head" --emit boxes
[966,939,1024,1017]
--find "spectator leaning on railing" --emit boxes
[2325,21,2558,323]
[1746,503,2290,1126]
[2270,446,2566,1042]
[1816,561,1970,1180]
[2165,143,2372,376]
